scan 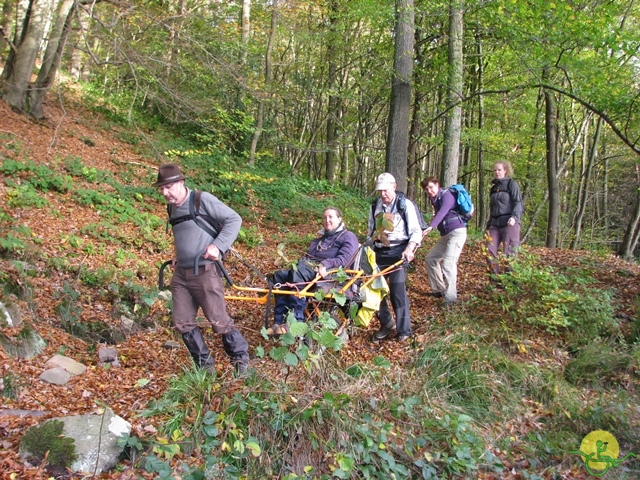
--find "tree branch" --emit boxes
[429,84,640,157]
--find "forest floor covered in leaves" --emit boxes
[1,93,640,479]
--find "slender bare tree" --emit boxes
[544,72,560,248]
[29,0,76,118]
[618,164,640,259]
[248,0,277,165]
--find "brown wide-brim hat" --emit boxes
[153,163,185,187]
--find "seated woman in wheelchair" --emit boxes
[267,207,359,335]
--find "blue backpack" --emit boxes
[449,184,475,223]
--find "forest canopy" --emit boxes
[1,0,639,257]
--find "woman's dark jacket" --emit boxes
[306,224,359,270]
[284,224,359,284]
[487,177,523,228]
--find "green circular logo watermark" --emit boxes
[572,430,636,476]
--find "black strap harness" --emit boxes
[163,190,275,327]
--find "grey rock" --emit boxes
[162,340,181,349]
[120,316,136,334]
[39,367,71,385]
[0,409,50,418]
[97,346,120,368]
[98,346,117,363]
[20,408,131,474]
[45,354,87,375]
[0,327,46,359]
[0,301,13,327]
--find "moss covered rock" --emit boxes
[19,419,77,468]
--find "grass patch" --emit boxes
[140,367,220,443]
[1,372,24,399]
[565,338,632,387]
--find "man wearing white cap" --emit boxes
[367,173,422,342]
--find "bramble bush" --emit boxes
[494,250,618,343]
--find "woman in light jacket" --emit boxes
[421,177,467,306]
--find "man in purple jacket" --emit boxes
[268,207,359,334]
[420,177,467,306]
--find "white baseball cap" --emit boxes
[375,172,396,190]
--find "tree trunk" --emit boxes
[340,126,349,185]
[603,150,609,235]
[618,164,640,259]
[441,0,463,188]
[2,0,53,112]
[69,5,89,81]
[325,0,339,182]
[571,116,601,249]
[0,0,15,55]
[544,73,560,248]
[475,34,486,230]
[407,24,426,201]
[407,90,422,201]
[385,0,414,192]
[248,0,277,165]
[1,0,29,83]
[241,0,251,65]
[167,0,186,76]
[28,0,76,119]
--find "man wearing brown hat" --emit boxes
[153,163,249,375]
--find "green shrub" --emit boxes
[496,250,618,341]
[629,296,640,344]
[0,232,27,256]
[55,282,85,338]
[1,159,73,193]
[417,340,519,419]
[46,255,72,272]
[419,414,486,477]
[4,183,48,208]
[63,156,106,182]
[107,280,157,320]
[79,267,115,287]
[236,226,264,248]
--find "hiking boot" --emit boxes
[182,327,216,373]
[266,323,289,337]
[373,322,396,341]
[233,360,249,377]
[396,334,411,343]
